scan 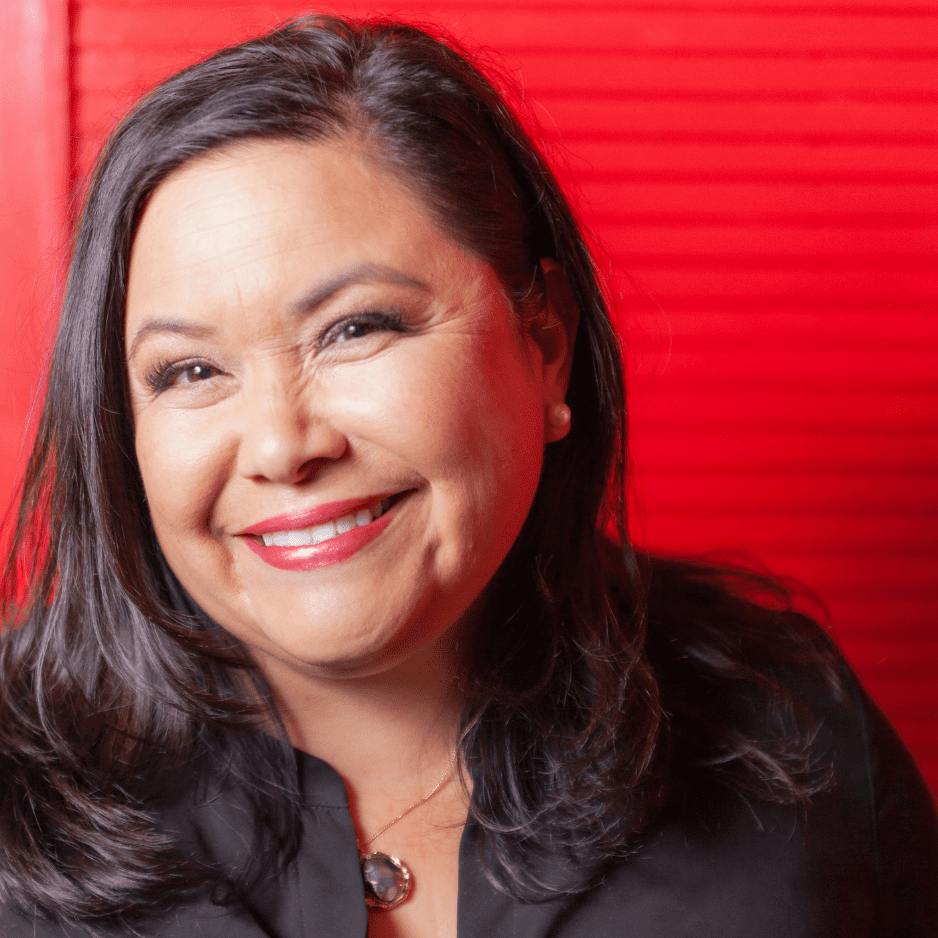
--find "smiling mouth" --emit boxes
[258,497,393,548]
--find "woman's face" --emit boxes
[125,140,572,680]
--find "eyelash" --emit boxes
[320,309,409,347]
[141,310,410,394]
[143,359,219,394]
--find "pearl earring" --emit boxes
[549,403,571,428]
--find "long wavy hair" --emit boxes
[0,15,844,929]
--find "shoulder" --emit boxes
[630,553,938,935]
[821,678,938,935]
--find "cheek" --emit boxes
[440,334,546,475]
[354,337,546,548]
[339,334,544,474]
[135,410,229,540]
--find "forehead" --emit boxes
[132,139,430,271]
[125,139,494,329]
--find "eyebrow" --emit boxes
[127,264,428,362]
[127,320,215,362]
[289,263,427,317]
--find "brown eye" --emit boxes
[178,364,216,384]
[143,359,223,394]
[338,321,377,342]
[320,311,408,349]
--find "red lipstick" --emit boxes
[241,495,391,536]
[240,494,400,571]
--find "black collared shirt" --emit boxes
[3,677,936,937]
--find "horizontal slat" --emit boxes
[638,523,938,561]
[629,390,938,429]
[655,517,938,560]
[635,515,937,558]
[599,224,938,258]
[837,648,938,682]
[619,296,936,311]
[612,265,938,299]
[516,57,938,101]
[622,311,938,351]
[626,348,938,391]
[76,1,938,14]
[630,353,938,390]
[593,212,938,227]
[851,678,938,714]
[635,544,938,607]
[77,8,938,53]
[841,638,938,663]
[521,53,938,97]
[631,550,938,597]
[845,668,938,695]
[76,8,277,50]
[638,475,938,514]
[827,601,938,637]
[579,178,938,214]
[630,432,937,474]
[875,721,938,753]
[78,78,189,126]
[77,52,211,98]
[536,95,938,140]
[561,141,938,177]
[584,171,938,187]
[612,270,938,303]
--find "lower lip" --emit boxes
[242,503,398,571]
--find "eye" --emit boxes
[337,320,381,342]
[175,363,217,384]
[322,311,408,348]
[143,359,222,393]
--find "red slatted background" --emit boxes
[3,1,937,796]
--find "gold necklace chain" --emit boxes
[359,742,462,848]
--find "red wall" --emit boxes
[0,0,69,517]
[4,0,937,795]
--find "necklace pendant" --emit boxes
[360,852,413,910]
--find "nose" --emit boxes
[236,379,348,485]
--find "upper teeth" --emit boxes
[260,499,390,548]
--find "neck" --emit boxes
[254,628,466,828]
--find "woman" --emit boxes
[0,15,934,938]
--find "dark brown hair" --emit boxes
[0,15,843,928]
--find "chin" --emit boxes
[250,624,418,680]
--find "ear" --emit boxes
[527,258,579,443]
